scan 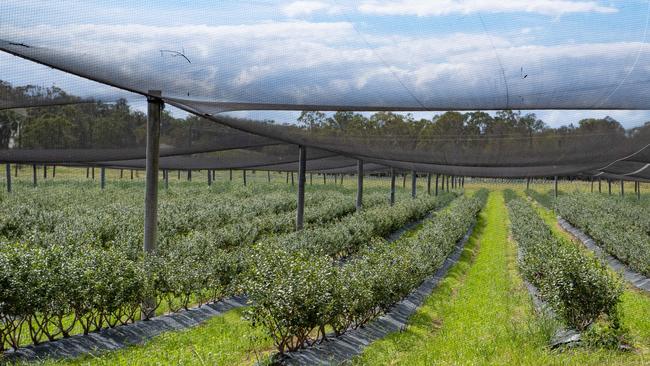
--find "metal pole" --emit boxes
[621,180,624,197]
[243,170,247,186]
[608,179,612,195]
[92,167,95,180]
[208,168,212,186]
[598,178,601,193]
[177,170,180,180]
[43,165,47,179]
[356,160,364,210]
[187,169,192,181]
[291,171,294,186]
[411,170,417,198]
[267,171,271,183]
[164,169,169,189]
[131,170,134,180]
[100,167,106,189]
[296,146,306,230]
[554,176,558,198]
[427,173,432,195]
[446,175,450,192]
[526,177,530,190]
[52,165,56,178]
[323,173,326,185]
[212,170,216,182]
[120,169,124,179]
[32,164,37,187]
[143,91,161,320]
[435,174,439,196]
[390,168,396,206]
[5,163,11,193]
[340,174,344,185]
[286,171,289,184]
[229,169,232,181]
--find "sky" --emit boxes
[2,0,650,128]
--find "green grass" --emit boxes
[353,191,650,365]
[31,307,272,366]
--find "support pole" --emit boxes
[390,168,396,206]
[310,173,313,185]
[143,91,161,320]
[402,174,406,188]
[427,173,432,195]
[131,170,134,180]
[608,179,612,195]
[621,180,624,197]
[554,176,558,198]
[590,178,594,193]
[243,170,247,186]
[92,167,95,180]
[6,163,11,193]
[208,168,212,186]
[229,169,232,181]
[164,169,169,189]
[187,170,192,182]
[323,173,326,185]
[356,160,364,210]
[43,165,47,179]
[296,146,306,230]
[526,177,530,190]
[267,171,271,183]
[435,174,439,196]
[212,170,216,182]
[335,174,338,185]
[637,182,641,200]
[14,164,18,178]
[100,167,106,190]
[291,172,294,186]
[32,164,37,187]
[286,172,289,184]
[52,165,56,178]
[177,170,181,180]
[340,174,344,185]
[598,178,601,193]
[446,175,450,192]
[411,170,417,198]
[120,169,124,179]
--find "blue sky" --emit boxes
[3,0,650,127]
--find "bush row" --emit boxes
[244,190,485,354]
[555,192,650,276]
[507,198,624,330]
[0,186,407,351]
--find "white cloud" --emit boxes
[282,1,341,17]
[358,0,617,16]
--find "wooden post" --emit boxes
[335,174,338,185]
[286,171,289,184]
[177,170,180,180]
[208,168,212,186]
[411,170,417,198]
[637,182,641,200]
[296,146,306,230]
[243,170,247,186]
[291,171,294,186]
[554,176,558,198]
[187,169,192,181]
[229,169,233,181]
[435,174,439,196]
[323,173,326,185]
[462,177,465,188]
[120,169,124,179]
[32,164,37,187]
[356,160,364,210]
[43,165,47,179]
[526,177,530,190]
[310,173,313,185]
[267,171,271,183]
[212,170,216,182]
[131,170,134,180]
[164,169,169,189]
[5,163,11,193]
[402,174,406,188]
[92,167,95,180]
[340,174,344,185]
[143,91,162,320]
[390,168,396,206]
[100,167,106,189]
[446,175,450,192]
[590,178,594,193]
[15,164,18,177]
[52,165,56,178]
[427,173,432,195]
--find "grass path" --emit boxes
[35,308,274,366]
[354,191,649,365]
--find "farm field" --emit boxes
[0,172,648,365]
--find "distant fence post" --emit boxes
[32,164,37,187]
[390,168,396,206]
[100,167,106,189]
[243,170,247,186]
[411,170,417,198]
[6,163,11,193]
[296,146,306,230]
[435,174,439,196]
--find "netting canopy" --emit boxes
[1,1,650,179]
